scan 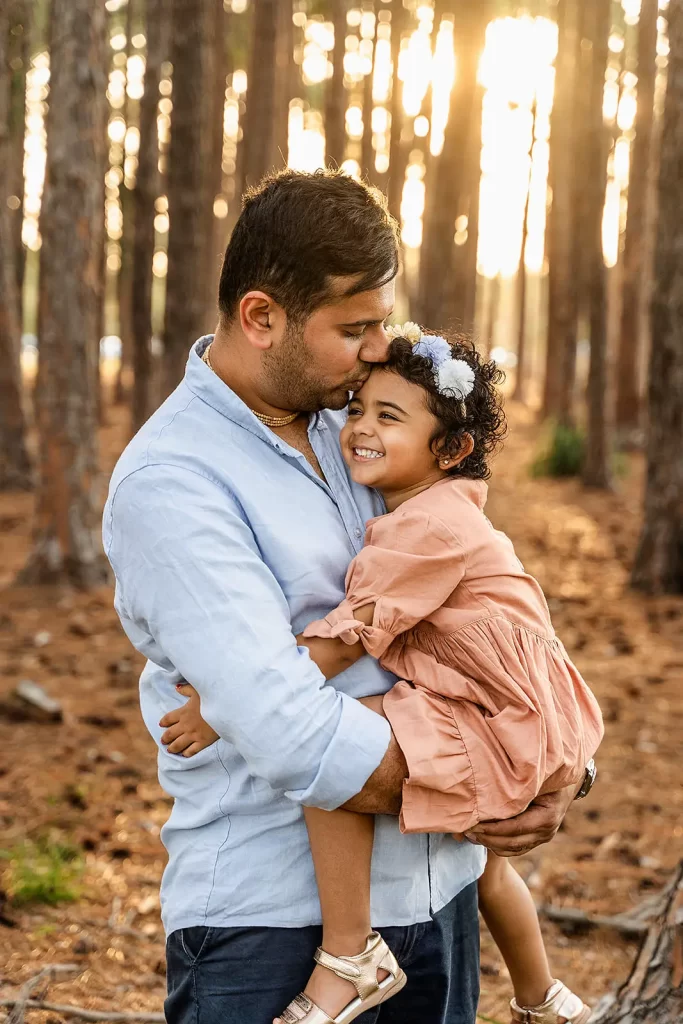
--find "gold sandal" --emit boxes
[510,979,591,1024]
[279,931,407,1023]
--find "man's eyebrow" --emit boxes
[340,318,385,327]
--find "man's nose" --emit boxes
[359,326,390,364]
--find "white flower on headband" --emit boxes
[385,320,421,343]
[436,358,476,400]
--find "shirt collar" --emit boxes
[183,335,321,448]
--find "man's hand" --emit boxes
[463,785,578,857]
[159,683,219,757]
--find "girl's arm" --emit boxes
[296,603,375,680]
[160,604,378,756]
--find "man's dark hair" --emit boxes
[385,335,507,480]
[218,169,400,324]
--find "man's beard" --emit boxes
[260,323,367,413]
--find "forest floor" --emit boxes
[0,400,681,1024]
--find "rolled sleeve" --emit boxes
[106,464,389,808]
[288,688,391,810]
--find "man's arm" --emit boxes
[106,464,392,811]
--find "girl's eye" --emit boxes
[379,412,398,422]
[347,407,362,417]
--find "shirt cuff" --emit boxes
[285,692,392,811]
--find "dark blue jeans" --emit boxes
[165,880,479,1024]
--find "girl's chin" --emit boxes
[348,462,390,486]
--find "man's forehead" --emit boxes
[324,276,395,319]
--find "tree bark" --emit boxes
[272,0,293,171]
[631,0,683,595]
[8,0,30,297]
[513,103,535,404]
[590,860,683,1023]
[114,0,137,406]
[615,0,659,439]
[0,2,31,490]
[543,0,581,422]
[239,0,278,191]
[20,0,108,586]
[325,0,347,168]
[131,0,166,434]
[581,0,613,489]
[417,3,489,332]
[387,0,408,224]
[203,0,230,333]
[162,0,214,397]
[361,4,377,182]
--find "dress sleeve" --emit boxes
[303,510,467,660]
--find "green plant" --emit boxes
[531,421,585,478]
[0,836,83,905]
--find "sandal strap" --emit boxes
[510,980,591,1024]
[279,992,334,1024]
[314,931,400,1003]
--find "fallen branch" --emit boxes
[5,965,80,1024]
[0,1000,165,1023]
[540,889,683,937]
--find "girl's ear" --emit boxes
[436,432,474,470]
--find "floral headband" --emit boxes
[385,322,475,401]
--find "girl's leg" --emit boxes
[478,853,554,1008]
[274,807,379,1022]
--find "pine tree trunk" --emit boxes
[240,0,277,191]
[513,105,535,404]
[162,0,214,397]
[131,0,166,434]
[114,0,137,406]
[20,0,108,586]
[615,0,659,440]
[0,1,31,491]
[387,0,408,224]
[8,0,29,297]
[417,3,489,332]
[590,861,683,1023]
[272,0,293,171]
[581,0,613,489]
[203,0,230,334]
[325,0,347,168]
[543,0,581,423]
[631,0,683,595]
[361,4,377,182]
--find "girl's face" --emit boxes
[340,368,450,508]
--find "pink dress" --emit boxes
[304,477,604,835]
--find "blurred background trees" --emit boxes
[0,0,680,595]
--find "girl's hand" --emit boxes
[159,682,220,757]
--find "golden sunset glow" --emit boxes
[17,0,669,356]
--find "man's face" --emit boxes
[260,278,396,412]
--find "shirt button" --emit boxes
[355,528,362,538]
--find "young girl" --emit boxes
[161,328,603,1024]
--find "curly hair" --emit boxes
[384,334,507,480]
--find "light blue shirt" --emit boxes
[103,336,485,936]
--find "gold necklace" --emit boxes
[201,343,300,427]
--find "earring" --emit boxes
[442,459,450,466]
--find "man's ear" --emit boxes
[239,291,279,350]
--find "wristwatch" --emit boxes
[574,758,597,800]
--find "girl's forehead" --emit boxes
[361,367,422,402]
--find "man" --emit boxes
[104,171,587,1024]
